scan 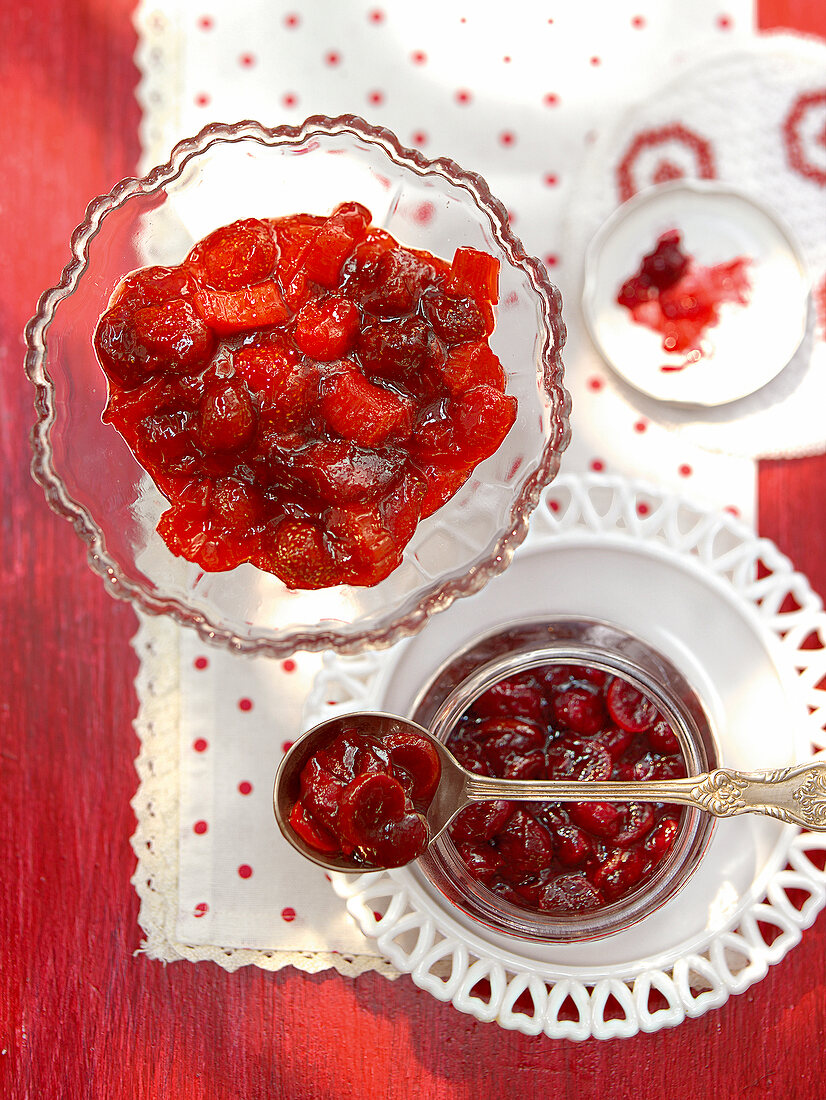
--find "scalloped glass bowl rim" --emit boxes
[24,115,570,658]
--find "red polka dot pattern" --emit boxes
[238,698,253,712]
[238,864,253,879]
[238,781,253,795]
[193,820,208,835]
[281,907,296,922]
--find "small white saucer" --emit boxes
[582,180,810,407]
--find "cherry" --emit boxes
[449,800,512,844]
[383,729,442,803]
[606,677,658,733]
[495,809,555,875]
[538,873,603,913]
[473,675,546,725]
[552,683,606,735]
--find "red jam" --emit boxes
[93,204,515,588]
[617,229,752,362]
[289,726,441,868]
[445,664,686,914]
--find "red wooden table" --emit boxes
[3,2,825,1097]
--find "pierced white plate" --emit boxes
[582,180,810,407]
[303,473,826,1040]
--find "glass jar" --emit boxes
[409,617,719,941]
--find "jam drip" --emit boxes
[445,664,686,915]
[617,229,752,365]
[93,205,514,589]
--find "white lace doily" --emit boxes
[564,32,826,459]
[303,473,826,1039]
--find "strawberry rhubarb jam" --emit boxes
[445,664,686,914]
[617,229,751,359]
[93,204,515,588]
[288,726,441,868]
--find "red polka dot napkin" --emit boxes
[131,0,762,970]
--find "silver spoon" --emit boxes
[273,712,826,873]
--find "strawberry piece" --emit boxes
[326,503,402,585]
[416,460,473,518]
[644,816,680,859]
[451,384,517,462]
[318,366,414,447]
[233,343,316,428]
[197,377,257,453]
[422,292,490,343]
[297,205,370,289]
[208,476,264,534]
[95,299,215,389]
[259,518,339,590]
[132,300,216,371]
[109,264,198,309]
[194,280,290,335]
[442,341,506,395]
[383,730,442,804]
[446,246,500,303]
[293,295,360,361]
[270,213,326,272]
[289,439,404,504]
[187,217,277,291]
[612,802,656,848]
[379,473,426,548]
[157,503,252,571]
[550,824,594,867]
[356,317,432,380]
[288,799,340,855]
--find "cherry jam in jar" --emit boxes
[412,619,718,942]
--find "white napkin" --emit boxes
[131,0,759,971]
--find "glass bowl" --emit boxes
[25,116,569,658]
[409,618,719,942]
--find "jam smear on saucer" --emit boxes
[445,664,686,915]
[289,726,441,868]
[93,205,514,588]
[617,229,752,364]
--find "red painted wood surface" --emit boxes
[2,2,825,1097]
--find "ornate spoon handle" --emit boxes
[464,760,826,830]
